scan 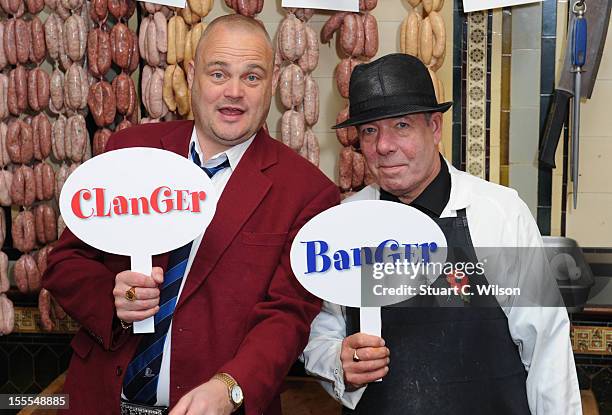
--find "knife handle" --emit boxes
[572,16,587,67]
[540,90,572,168]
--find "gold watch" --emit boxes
[212,372,243,411]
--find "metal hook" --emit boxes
[573,0,586,15]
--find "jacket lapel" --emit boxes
[151,121,195,270]
[176,129,277,310]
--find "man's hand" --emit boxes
[113,267,163,323]
[341,333,390,389]
[169,379,234,415]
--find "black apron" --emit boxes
[344,209,531,415]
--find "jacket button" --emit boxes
[116,366,123,376]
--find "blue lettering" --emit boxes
[333,250,351,271]
[303,241,331,273]
[375,239,401,262]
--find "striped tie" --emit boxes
[122,144,229,405]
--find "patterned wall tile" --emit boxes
[465,11,489,179]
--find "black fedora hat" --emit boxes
[333,53,452,129]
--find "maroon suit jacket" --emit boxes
[43,121,340,415]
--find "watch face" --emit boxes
[231,385,243,404]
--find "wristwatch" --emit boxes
[212,372,243,411]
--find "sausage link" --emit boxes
[13,211,37,253]
[113,73,136,116]
[15,19,30,65]
[321,11,348,44]
[303,75,319,126]
[340,14,357,57]
[27,68,50,112]
[171,65,189,116]
[0,170,12,206]
[66,114,88,162]
[87,28,112,79]
[34,203,57,244]
[363,13,379,59]
[419,17,433,65]
[7,119,34,164]
[3,19,17,66]
[30,16,47,65]
[36,245,53,276]
[281,110,305,151]
[88,81,117,127]
[8,65,28,115]
[110,23,133,70]
[305,128,319,167]
[279,64,305,109]
[32,113,52,161]
[0,123,9,167]
[63,15,87,63]
[38,288,54,330]
[51,115,67,161]
[64,63,88,111]
[297,25,318,74]
[34,162,55,201]
[352,12,365,57]
[44,14,62,62]
[93,128,112,156]
[351,151,365,189]
[0,293,14,334]
[0,22,6,71]
[335,58,352,99]
[90,0,108,22]
[339,147,354,191]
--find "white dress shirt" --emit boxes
[301,159,582,415]
[122,127,255,406]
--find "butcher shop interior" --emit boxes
[1,0,612,413]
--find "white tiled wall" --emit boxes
[203,0,453,182]
[508,1,542,216]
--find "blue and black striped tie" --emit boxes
[122,145,230,405]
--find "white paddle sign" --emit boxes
[59,147,219,333]
[290,200,448,337]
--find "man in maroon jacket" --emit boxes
[43,15,339,415]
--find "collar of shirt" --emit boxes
[189,127,255,170]
[380,153,451,218]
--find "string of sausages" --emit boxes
[275,8,320,166]
[153,0,213,123]
[321,0,378,199]
[89,0,138,150]
[400,0,446,103]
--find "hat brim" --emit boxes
[332,101,453,129]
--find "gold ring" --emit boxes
[125,287,137,302]
[352,349,360,362]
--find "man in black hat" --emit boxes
[301,54,581,414]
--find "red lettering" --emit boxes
[130,197,150,215]
[94,188,111,217]
[112,196,129,215]
[150,186,173,214]
[175,190,188,211]
[70,186,208,219]
[190,191,207,213]
[71,189,94,219]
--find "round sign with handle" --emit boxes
[290,200,448,338]
[59,147,219,333]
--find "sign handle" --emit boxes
[360,306,383,382]
[131,254,155,333]
[360,306,381,337]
